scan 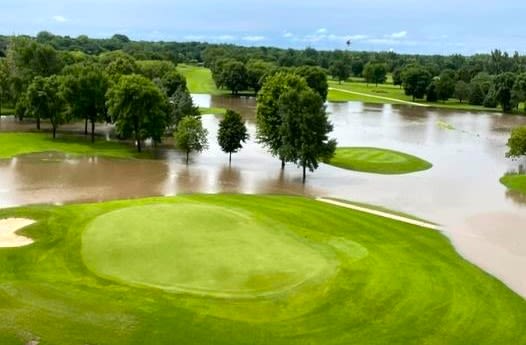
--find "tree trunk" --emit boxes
[281,159,285,170]
[0,91,2,116]
[302,164,307,184]
[134,120,141,152]
[186,151,189,165]
[229,152,232,165]
[91,119,95,143]
[84,118,88,135]
[37,116,40,130]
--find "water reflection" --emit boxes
[1,96,526,297]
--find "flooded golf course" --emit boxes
[1,95,526,297]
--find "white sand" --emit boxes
[0,218,36,247]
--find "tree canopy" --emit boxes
[174,116,208,164]
[217,109,249,164]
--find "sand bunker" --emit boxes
[0,218,35,247]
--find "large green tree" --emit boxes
[402,66,432,100]
[246,59,274,94]
[217,109,249,164]
[363,62,387,87]
[161,70,187,97]
[136,60,176,80]
[174,116,208,164]
[494,72,517,112]
[278,87,336,183]
[454,80,470,103]
[106,74,169,152]
[329,60,350,84]
[170,86,200,129]
[221,59,248,95]
[295,65,329,101]
[256,72,310,168]
[0,58,9,115]
[26,75,67,138]
[506,126,526,159]
[61,62,109,142]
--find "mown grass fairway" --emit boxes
[500,174,526,194]
[176,64,224,94]
[0,132,143,159]
[0,195,525,345]
[329,147,432,174]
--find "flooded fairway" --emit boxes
[1,96,526,297]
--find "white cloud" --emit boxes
[316,28,328,34]
[242,35,265,42]
[389,31,407,39]
[52,15,67,23]
[283,31,294,38]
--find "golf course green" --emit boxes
[0,195,525,345]
[328,147,432,174]
[500,174,526,194]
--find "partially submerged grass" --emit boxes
[0,195,525,344]
[500,174,526,194]
[0,132,146,159]
[328,147,432,174]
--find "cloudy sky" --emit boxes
[1,0,525,55]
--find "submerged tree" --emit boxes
[217,110,249,164]
[26,75,66,138]
[61,62,109,142]
[256,72,310,169]
[278,87,336,183]
[106,74,169,152]
[174,116,208,164]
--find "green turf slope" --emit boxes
[0,195,524,345]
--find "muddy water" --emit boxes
[1,96,526,297]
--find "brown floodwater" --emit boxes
[1,95,526,298]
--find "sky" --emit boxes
[1,0,525,55]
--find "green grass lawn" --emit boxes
[177,64,225,95]
[500,174,526,194]
[0,132,145,159]
[328,80,525,113]
[328,147,432,174]
[0,107,15,115]
[199,106,227,115]
[0,195,525,344]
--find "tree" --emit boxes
[170,86,200,129]
[494,72,517,112]
[256,72,309,168]
[363,62,387,86]
[106,74,169,152]
[329,60,350,84]
[161,70,187,97]
[0,58,8,115]
[468,82,486,105]
[506,126,526,159]
[217,110,249,164]
[246,59,274,94]
[61,62,109,142]
[220,59,248,95]
[26,76,67,138]
[351,59,364,77]
[136,60,176,80]
[483,86,498,108]
[295,66,329,101]
[512,73,526,111]
[435,72,456,102]
[278,87,336,183]
[454,80,470,103]
[392,68,403,88]
[402,66,432,100]
[426,81,438,102]
[174,116,208,164]
[105,55,138,80]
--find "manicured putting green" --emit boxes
[82,204,336,297]
[328,147,432,174]
[500,174,526,194]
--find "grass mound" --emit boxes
[500,174,526,194]
[0,195,525,345]
[82,203,336,297]
[328,147,432,174]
